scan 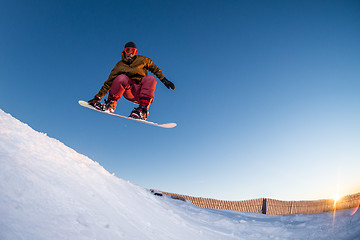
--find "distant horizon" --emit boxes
[159,189,360,202]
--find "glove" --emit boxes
[88,96,101,106]
[160,78,175,90]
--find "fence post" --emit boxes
[261,198,267,214]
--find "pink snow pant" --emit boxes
[107,74,157,104]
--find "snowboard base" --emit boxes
[78,100,177,128]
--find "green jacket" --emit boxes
[96,53,165,98]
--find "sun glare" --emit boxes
[333,195,341,202]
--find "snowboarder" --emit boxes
[88,42,175,120]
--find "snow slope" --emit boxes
[0,108,359,240]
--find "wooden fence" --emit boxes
[159,191,360,215]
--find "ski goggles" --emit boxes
[124,47,138,55]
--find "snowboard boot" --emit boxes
[94,102,105,111]
[129,97,152,120]
[130,105,148,120]
[104,99,117,113]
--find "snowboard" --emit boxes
[78,100,177,128]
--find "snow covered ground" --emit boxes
[0,108,359,240]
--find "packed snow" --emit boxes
[0,108,359,240]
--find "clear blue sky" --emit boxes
[1,0,359,201]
